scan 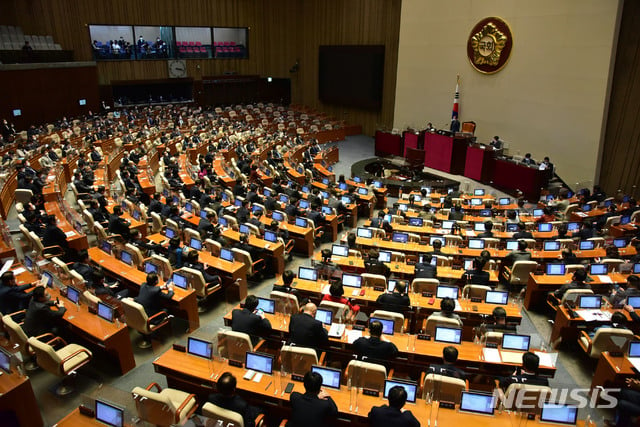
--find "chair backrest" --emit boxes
[587,237,605,248]
[243,223,260,236]
[433,255,451,267]
[444,235,463,247]
[82,209,96,231]
[361,273,387,288]
[425,315,462,336]
[589,328,634,358]
[179,267,209,297]
[132,386,177,426]
[346,360,387,391]
[462,284,491,300]
[231,248,255,274]
[125,243,144,267]
[93,223,109,241]
[565,264,585,274]
[503,383,552,414]
[27,337,61,376]
[217,330,253,363]
[280,345,319,377]
[151,212,164,233]
[121,298,151,334]
[202,402,244,427]
[411,278,439,294]
[508,261,538,284]
[151,254,173,280]
[205,239,222,256]
[370,309,405,333]
[2,314,30,359]
[602,258,624,272]
[482,238,500,249]
[484,331,504,347]
[423,373,467,404]
[319,300,348,324]
[82,290,101,308]
[270,291,299,314]
[390,251,405,262]
[348,249,362,258]
[561,289,593,305]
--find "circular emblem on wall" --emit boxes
[467,17,513,74]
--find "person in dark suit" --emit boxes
[503,240,532,267]
[427,346,467,380]
[376,281,410,313]
[414,254,438,279]
[368,385,420,427]
[208,372,261,427]
[287,371,338,427]
[572,221,596,240]
[364,249,391,278]
[483,306,517,334]
[183,250,221,286]
[450,114,460,133]
[135,273,173,323]
[197,212,217,237]
[0,271,33,314]
[353,320,398,365]
[147,193,164,216]
[448,204,464,220]
[23,286,66,337]
[42,214,71,259]
[72,250,97,285]
[428,239,444,256]
[234,233,261,262]
[512,222,533,240]
[289,302,328,352]
[464,257,490,286]
[108,205,131,239]
[307,204,326,228]
[553,268,591,300]
[370,211,385,229]
[499,352,549,389]
[477,220,494,238]
[231,295,272,345]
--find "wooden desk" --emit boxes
[197,250,248,301]
[54,407,134,426]
[591,351,636,391]
[549,306,630,348]
[50,286,136,375]
[258,217,314,257]
[220,229,285,275]
[88,247,200,331]
[524,272,628,310]
[0,371,43,427]
[44,201,88,250]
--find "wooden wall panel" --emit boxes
[599,0,640,195]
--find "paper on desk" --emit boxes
[575,212,588,217]
[628,357,640,372]
[575,310,612,322]
[64,231,76,237]
[465,230,475,237]
[534,351,558,368]
[11,267,26,275]
[597,275,613,284]
[483,348,501,363]
[345,329,363,344]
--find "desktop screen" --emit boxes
[546,264,566,275]
[332,244,349,257]
[378,251,391,263]
[172,273,188,289]
[579,241,595,250]
[539,403,578,425]
[298,266,318,281]
[272,211,284,222]
[468,239,485,249]
[220,248,234,262]
[436,286,458,299]
[543,241,561,251]
[538,223,553,232]
[485,291,508,305]
[97,302,114,322]
[392,232,408,243]
[256,297,275,314]
[144,262,158,274]
[434,327,462,344]
[501,334,530,351]
[505,240,518,251]
[264,230,278,243]
[100,240,112,254]
[189,238,202,250]
[342,273,362,288]
[95,400,124,427]
[578,295,602,309]
[66,286,80,304]
[315,308,333,325]
[187,337,213,358]
[311,366,342,389]
[245,352,274,375]
[357,227,373,238]
[239,224,250,235]
[589,264,607,275]
[370,317,394,335]
[295,218,308,228]
[120,250,133,265]
[459,392,495,416]
[383,380,417,403]
[408,217,423,227]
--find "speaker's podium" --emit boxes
[406,147,426,172]
[424,132,470,175]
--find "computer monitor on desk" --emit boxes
[119,250,133,266]
[95,400,124,427]
[434,326,462,344]
[378,251,391,263]
[578,295,601,309]
[332,244,349,257]
[408,217,423,227]
[392,232,408,243]
[579,241,595,251]
[264,230,278,243]
[298,266,318,281]
[589,264,607,275]
[369,317,395,335]
[187,337,213,359]
[436,285,458,299]
[501,334,530,351]
[539,403,578,425]
[311,366,342,389]
[100,240,112,255]
[545,263,566,275]
[459,391,495,416]
[383,379,417,403]
[315,308,333,325]
[342,273,362,288]
[220,248,234,262]
[172,272,189,290]
[357,227,373,239]
[468,239,485,249]
[538,223,553,232]
[272,211,284,222]
[543,241,560,251]
[245,352,274,375]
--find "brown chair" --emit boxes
[2,312,37,370]
[216,330,263,364]
[280,345,326,377]
[132,382,197,427]
[421,373,468,404]
[346,360,390,391]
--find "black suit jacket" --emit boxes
[207,394,256,427]
[368,405,421,427]
[231,308,272,345]
[23,299,67,337]
[43,224,69,250]
[427,362,467,380]
[353,336,398,363]
[289,313,328,349]
[0,283,32,314]
[287,392,338,427]
[512,231,534,240]
[414,262,437,279]
[376,292,410,313]
[135,284,174,317]
[464,269,490,286]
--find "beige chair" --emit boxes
[270,291,299,315]
[15,189,33,204]
[421,373,468,404]
[561,289,594,305]
[348,249,362,258]
[482,238,500,249]
[151,212,164,233]
[370,309,405,333]
[242,222,260,236]
[30,231,65,260]
[390,251,405,262]
[217,330,263,363]
[565,264,586,274]
[602,215,621,234]
[202,402,265,427]
[205,238,222,256]
[411,278,439,294]
[151,254,173,281]
[433,255,451,267]
[502,261,538,287]
[602,258,624,272]
[424,314,463,336]
[579,328,635,359]
[462,284,491,300]
[124,243,145,267]
[82,290,101,308]
[501,383,552,415]
[346,360,388,391]
[132,382,197,427]
[280,345,324,377]
[232,248,265,279]
[121,298,171,349]
[587,237,606,248]
[27,336,92,395]
[319,300,349,324]
[2,313,37,370]
[179,267,221,310]
[444,235,463,247]
[361,273,387,288]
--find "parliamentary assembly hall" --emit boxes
[1,0,639,426]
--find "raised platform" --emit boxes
[351,156,459,197]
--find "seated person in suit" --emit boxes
[499,352,549,389]
[208,372,262,427]
[166,237,184,268]
[23,285,66,337]
[315,248,341,280]
[464,257,490,286]
[288,371,338,427]
[370,211,385,229]
[0,271,33,315]
[429,239,444,256]
[72,250,96,284]
[427,345,467,380]
[135,273,173,324]
[503,240,532,267]
[90,270,129,299]
[572,221,596,240]
[376,281,410,313]
[485,306,517,333]
[608,378,640,427]
[553,268,590,301]
[561,248,579,265]
[512,222,533,240]
[448,204,464,221]
[346,232,357,249]
[43,214,71,260]
[368,385,420,427]
[415,253,437,279]
[588,311,628,338]
[108,205,132,240]
[609,274,640,307]
[234,233,261,262]
[272,269,299,296]
[321,281,360,322]
[289,302,328,352]
[231,295,272,346]
[353,320,398,365]
[477,220,494,238]
[183,250,221,285]
[198,212,217,237]
[432,297,462,324]
[364,249,391,278]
